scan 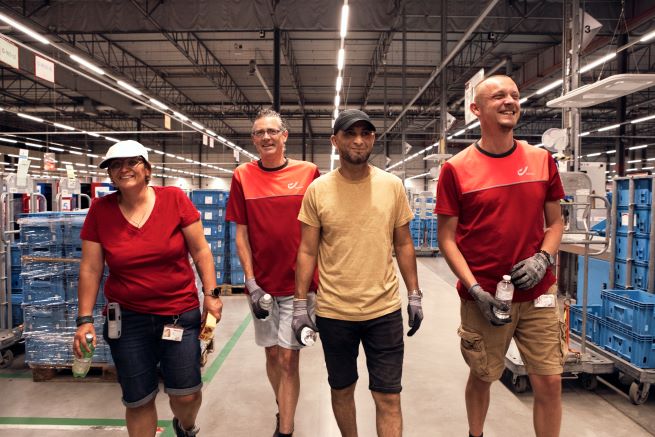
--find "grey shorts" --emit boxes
[248,292,316,350]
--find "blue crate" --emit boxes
[617,178,652,207]
[230,269,245,285]
[214,254,226,271]
[577,256,608,305]
[11,266,22,290]
[11,294,23,327]
[569,305,602,344]
[20,243,65,258]
[616,206,651,234]
[216,270,224,285]
[230,254,242,270]
[63,243,83,259]
[632,261,650,291]
[614,260,650,290]
[602,289,655,336]
[229,238,238,255]
[614,232,649,262]
[10,244,21,266]
[22,272,66,304]
[206,238,225,257]
[22,303,67,333]
[196,205,226,223]
[599,318,655,368]
[191,190,228,207]
[25,334,73,366]
[202,222,226,239]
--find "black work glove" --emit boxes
[245,278,271,320]
[468,283,511,326]
[291,298,318,345]
[407,293,423,336]
[510,252,550,290]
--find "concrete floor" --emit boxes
[1,257,654,436]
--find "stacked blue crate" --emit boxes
[228,222,245,284]
[190,189,229,285]
[18,211,112,367]
[409,215,421,247]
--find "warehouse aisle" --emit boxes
[1,257,654,436]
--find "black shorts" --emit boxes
[316,309,404,394]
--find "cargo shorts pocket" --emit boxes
[457,326,489,378]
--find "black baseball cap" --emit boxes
[333,109,376,135]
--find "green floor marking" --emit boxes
[202,313,251,383]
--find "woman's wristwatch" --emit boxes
[204,286,221,298]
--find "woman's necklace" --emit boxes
[120,187,152,229]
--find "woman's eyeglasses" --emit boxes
[108,157,144,171]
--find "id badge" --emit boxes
[162,324,184,342]
[534,294,556,308]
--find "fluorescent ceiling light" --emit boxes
[154,150,165,155]
[206,129,216,136]
[49,146,65,152]
[149,98,169,110]
[580,132,590,137]
[536,79,563,95]
[519,97,529,104]
[87,153,99,158]
[0,13,49,44]
[453,129,466,137]
[579,52,617,74]
[70,54,105,75]
[643,166,654,170]
[336,76,342,92]
[84,131,101,137]
[467,121,480,130]
[333,108,339,119]
[53,122,75,131]
[17,113,44,123]
[337,49,345,71]
[587,152,602,157]
[191,121,204,130]
[631,114,655,124]
[105,136,119,142]
[25,142,43,148]
[69,150,83,155]
[340,4,349,39]
[626,168,639,172]
[166,153,175,158]
[173,111,188,122]
[0,138,18,143]
[605,150,616,154]
[116,80,142,96]
[598,124,620,132]
[641,29,655,42]
[548,74,655,108]
[629,144,648,150]
[334,94,340,107]
[627,159,641,163]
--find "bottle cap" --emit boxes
[502,275,511,281]
[84,333,94,342]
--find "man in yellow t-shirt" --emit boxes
[294,109,423,437]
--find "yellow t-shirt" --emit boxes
[298,166,414,321]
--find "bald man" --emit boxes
[436,75,565,437]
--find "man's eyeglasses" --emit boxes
[252,128,284,138]
[108,157,144,171]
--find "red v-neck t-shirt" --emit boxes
[81,186,201,315]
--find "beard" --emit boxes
[338,148,372,165]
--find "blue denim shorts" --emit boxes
[103,307,203,408]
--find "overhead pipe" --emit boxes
[378,0,501,140]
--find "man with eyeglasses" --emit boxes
[226,108,320,437]
[294,109,423,437]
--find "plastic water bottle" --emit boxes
[493,275,514,320]
[73,333,95,378]
[259,293,273,311]
[300,327,317,347]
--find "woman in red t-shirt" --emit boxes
[72,140,222,437]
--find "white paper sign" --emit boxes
[35,56,55,83]
[464,69,485,124]
[0,37,18,69]
[65,164,76,184]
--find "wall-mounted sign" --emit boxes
[0,37,19,69]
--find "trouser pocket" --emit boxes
[458,326,489,379]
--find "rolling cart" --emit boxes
[504,172,615,392]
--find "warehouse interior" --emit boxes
[1,0,655,435]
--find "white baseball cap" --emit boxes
[99,140,149,169]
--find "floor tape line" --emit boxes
[202,312,251,383]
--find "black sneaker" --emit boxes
[173,417,199,437]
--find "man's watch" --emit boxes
[408,289,423,297]
[539,250,555,266]
[204,286,221,298]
